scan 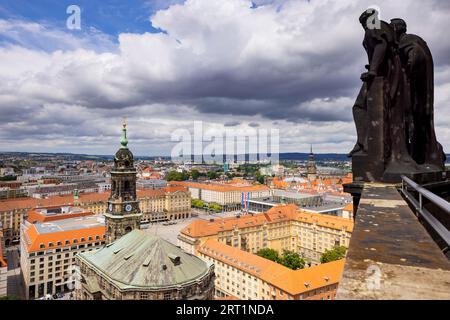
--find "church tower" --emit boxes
[104,115,142,244]
[307,145,317,181]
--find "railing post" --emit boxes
[419,193,423,213]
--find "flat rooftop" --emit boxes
[272,189,319,199]
[34,215,105,234]
[34,205,85,216]
[302,202,346,213]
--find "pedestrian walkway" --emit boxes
[6,248,26,299]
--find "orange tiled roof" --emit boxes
[0,187,188,212]
[0,193,109,212]
[27,207,95,223]
[181,204,353,238]
[199,239,345,296]
[23,220,105,253]
[137,186,188,198]
[170,181,269,193]
[343,203,353,212]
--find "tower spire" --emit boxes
[120,113,128,148]
[310,144,313,154]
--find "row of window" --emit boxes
[38,235,105,249]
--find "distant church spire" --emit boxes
[120,113,128,148]
[307,144,317,181]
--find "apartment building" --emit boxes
[0,194,106,246]
[170,181,270,211]
[178,204,353,264]
[137,186,191,222]
[20,206,106,299]
[198,239,344,300]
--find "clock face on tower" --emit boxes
[125,204,132,212]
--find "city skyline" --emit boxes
[1,0,449,156]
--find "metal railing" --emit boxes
[400,175,450,248]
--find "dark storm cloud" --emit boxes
[1,0,450,154]
[224,121,241,127]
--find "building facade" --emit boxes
[20,206,106,299]
[170,181,270,211]
[199,239,344,300]
[178,204,353,264]
[138,187,191,222]
[76,230,215,300]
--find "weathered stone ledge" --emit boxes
[336,183,450,300]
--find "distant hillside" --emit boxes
[0,151,448,163]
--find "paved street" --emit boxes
[6,246,26,299]
[144,210,241,245]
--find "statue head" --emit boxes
[390,18,407,39]
[359,8,380,30]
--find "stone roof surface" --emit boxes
[78,229,211,290]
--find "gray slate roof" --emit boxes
[78,229,211,290]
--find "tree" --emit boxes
[191,199,205,208]
[208,203,222,212]
[190,169,200,180]
[0,175,16,181]
[257,249,305,270]
[320,246,347,263]
[255,173,265,184]
[280,250,305,270]
[166,170,189,181]
[206,171,218,180]
[256,248,281,263]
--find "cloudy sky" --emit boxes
[0,0,449,156]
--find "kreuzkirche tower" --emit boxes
[104,115,142,244]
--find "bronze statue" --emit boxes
[391,18,446,170]
[349,9,445,182]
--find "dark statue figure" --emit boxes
[391,18,446,169]
[349,9,445,182]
